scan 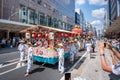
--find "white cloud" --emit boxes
[91,20,101,26]
[92,8,106,19]
[76,0,85,5]
[91,20,103,31]
[89,0,107,5]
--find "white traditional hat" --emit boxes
[74,39,78,41]
[27,42,32,46]
[58,43,63,47]
[19,40,25,43]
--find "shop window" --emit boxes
[23,12,26,15]
[34,13,38,19]
[30,12,34,19]
[58,20,61,29]
[54,18,58,28]
[28,8,35,24]
[38,13,41,24]
[48,16,52,26]
[51,18,54,27]
[39,13,45,25]
[20,5,28,23]
[34,12,38,24]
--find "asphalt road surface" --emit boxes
[0,48,86,80]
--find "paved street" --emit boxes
[0,48,86,80]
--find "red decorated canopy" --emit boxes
[72,25,82,34]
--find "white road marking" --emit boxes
[0,61,19,68]
[6,58,19,63]
[0,64,26,76]
[60,51,88,80]
[0,64,3,67]
[0,68,17,76]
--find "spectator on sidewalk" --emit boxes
[1,38,6,48]
[12,37,16,47]
[6,38,11,48]
[83,38,86,50]
[86,38,92,58]
[99,42,120,75]
[15,37,20,47]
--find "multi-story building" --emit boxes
[108,0,117,22]
[75,12,80,25]
[104,11,109,27]
[93,27,97,37]
[106,0,120,34]
[97,29,101,38]
[117,0,120,16]
[107,0,120,24]
[75,9,85,29]
[0,0,75,38]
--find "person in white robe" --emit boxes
[25,42,33,77]
[57,43,64,74]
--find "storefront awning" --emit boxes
[0,19,33,32]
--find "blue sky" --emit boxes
[75,0,107,30]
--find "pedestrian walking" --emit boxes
[18,40,26,66]
[74,39,79,59]
[91,38,95,53]
[57,43,64,74]
[25,42,33,77]
[86,38,92,58]
[69,40,76,64]
[83,38,86,50]
[16,37,20,47]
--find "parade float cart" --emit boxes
[33,47,70,64]
[20,25,74,64]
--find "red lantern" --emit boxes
[38,33,42,37]
[69,33,75,37]
[64,33,68,38]
[45,33,49,38]
[58,32,62,37]
[32,33,36,38]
